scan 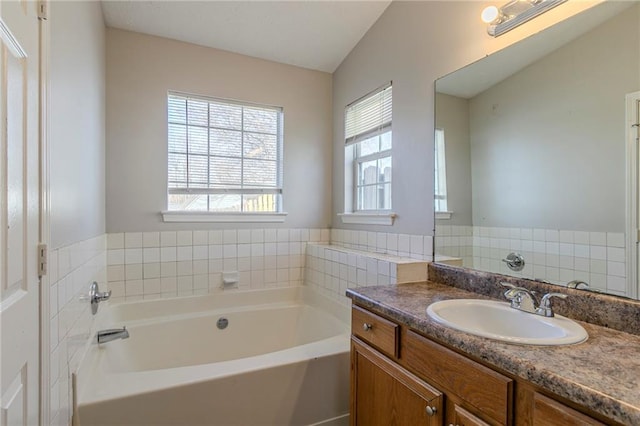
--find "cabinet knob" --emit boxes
[363,323,373,331]
[425,406,437,416]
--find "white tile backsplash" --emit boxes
[436,225,628,296]
[48,234,106,426]
[107,228,330,301]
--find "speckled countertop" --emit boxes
[347,281,640,425]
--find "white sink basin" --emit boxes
[426,299,588,346]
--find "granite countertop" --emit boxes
[347,281,640,425]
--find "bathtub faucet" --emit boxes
[97,327,130,344]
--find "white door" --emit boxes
[0,1,41,425]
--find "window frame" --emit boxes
[342,83,395,223]
[352,133,393,213]
[162,91,287,223]
[434,127,452,219]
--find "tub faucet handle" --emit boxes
[90,281,111,315]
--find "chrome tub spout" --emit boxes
[97,327,129,344]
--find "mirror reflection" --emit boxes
[434,1,640,298]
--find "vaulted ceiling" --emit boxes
[101,1,392,73]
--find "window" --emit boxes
[345,83,392,212]
[434,128,448,213]
[167,93,283,213]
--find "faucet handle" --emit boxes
[499,282,530,299]
[536,292,567,317]
[90,281,111,315]
[500,282,519,300]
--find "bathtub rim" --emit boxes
[99,286,350,326]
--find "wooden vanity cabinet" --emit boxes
[350,305,509,426]
[402,328,512,426]
[349,304,612,426]
[530,393,605,426]
[351,338,443,426]
[452,404,492,426]
[512,382,608,426]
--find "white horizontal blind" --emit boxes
[167,92,283,212]
[345,83,392,146]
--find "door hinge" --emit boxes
[38,243,47,277]
[637,229,640,243]
[37,1,48,20]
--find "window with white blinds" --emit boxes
[345,84,392,212]
[167,93,283,213]
[345,83,392,146]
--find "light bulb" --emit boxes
[481,6,500,24]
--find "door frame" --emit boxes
[625,91,640,299]
[38,0,50,424]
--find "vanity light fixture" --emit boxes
[482,0,567,37]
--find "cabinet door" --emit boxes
[450,404,491,426]
[532,393,605,426]
[351,338,443,426]
[403,330,512,425]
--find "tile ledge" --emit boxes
[338,212,396,226]
[161,211,288,223]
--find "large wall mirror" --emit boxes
[434,1,640,298]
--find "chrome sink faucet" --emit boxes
[97,327,129,344]
[500,282,567,317]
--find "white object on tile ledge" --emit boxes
[338,212,396,226]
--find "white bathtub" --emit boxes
[74,287,351,426]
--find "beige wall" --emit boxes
[469,6,639,232]
[435,93,472,226]
[331,0,605,235]
[50,1,106,249]
[105,29,333,232]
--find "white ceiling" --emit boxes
[101,1,391,73]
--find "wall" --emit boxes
[47,237,106,426]
[469,6,639,231]
[48,2,106,426]
[331,0,606,236]
[435,225,627,295]
[106,228,330,302]
[50,1,106,249]
[105,29,333,232]
[304,242,429,308]
[435,93,472,226]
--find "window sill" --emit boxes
[338,212,396,226]
[162,211,288,223]
[435,211,453,220]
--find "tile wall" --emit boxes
[304,243,429,307]
[329,229,434,260]
[105,228,436,303]
[106,229,331,302]
[47,235,107,426]
[435,225,627,296]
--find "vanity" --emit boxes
[347,263,640,425]
[346,1,640,423]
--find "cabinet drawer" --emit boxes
[403,330,512,425]
[532,392,605,426]
[351,306,399,358]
